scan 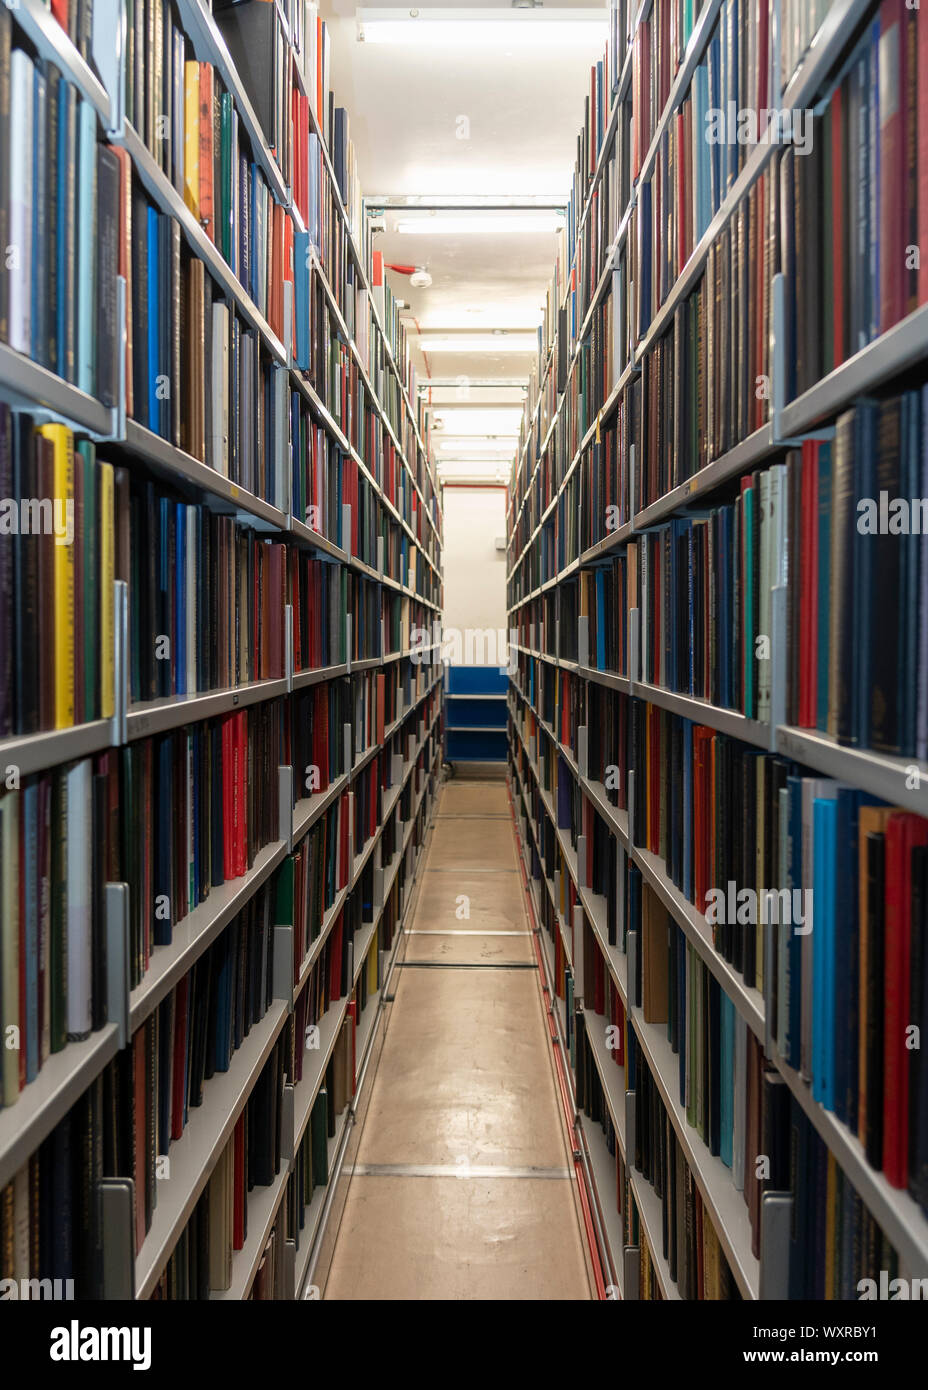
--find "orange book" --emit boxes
[198,63,215,242]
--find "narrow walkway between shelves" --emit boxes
[323,777,595,1300]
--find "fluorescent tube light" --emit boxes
[415,335,538,353]
[357,9,608,47]
[395,215,564,235]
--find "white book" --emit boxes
[8,50,34,356]
[65,759,93,1039]
[211,302,230,475]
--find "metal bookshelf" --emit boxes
[0,0,446,1304]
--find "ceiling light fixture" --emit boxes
[358,8,607,46]
[413,335,538,353]
[395,214,564,236]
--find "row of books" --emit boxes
[636,162,773,490]
[622,698,928,1206]
[520,382,928,765]
[515,727,916,1294]
[575,1013,742,1299]
[514,682,928,1214]
[793,394,928,760]
[278,798,346,980]
[128,886,279,1248]
[781,4,928,400]
[0,24,120,405]
[0,8,441,528]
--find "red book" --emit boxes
[235,711,247,877]
[221,714,234,881]
[198,64,215,243]
[882,813,928,1186]
[51,0,69,32]
[171,975,188,1141]
[878,0,907,333]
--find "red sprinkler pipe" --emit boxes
[505,779,610,1301]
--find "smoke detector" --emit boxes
[410,266,433,288]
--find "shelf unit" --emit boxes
[443,665,508,765]
[506,0,928,1300]
[0,0,445,1302]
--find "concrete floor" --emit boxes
[323,778,595,1300]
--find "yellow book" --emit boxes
[99,462,115,719]
[39,425,75,729]
[366,937,378,995]
[184,62,200,219]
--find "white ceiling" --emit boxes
[319,0,608,479]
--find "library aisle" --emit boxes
[322,778,595,1300]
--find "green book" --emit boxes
[310,1087,329,1192]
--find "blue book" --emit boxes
[833,789,878,1127]
[146,206,160,431]
[76,99,97,396]
[784,775,804,1069]
[815,442,832,731]
[812,797,837,1109]
[692,63,712,238]
[175,503,186,696]
[293,229,311,369]
[720,992,734,1167]
[706,37,721,213]
[595,569,605,669]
